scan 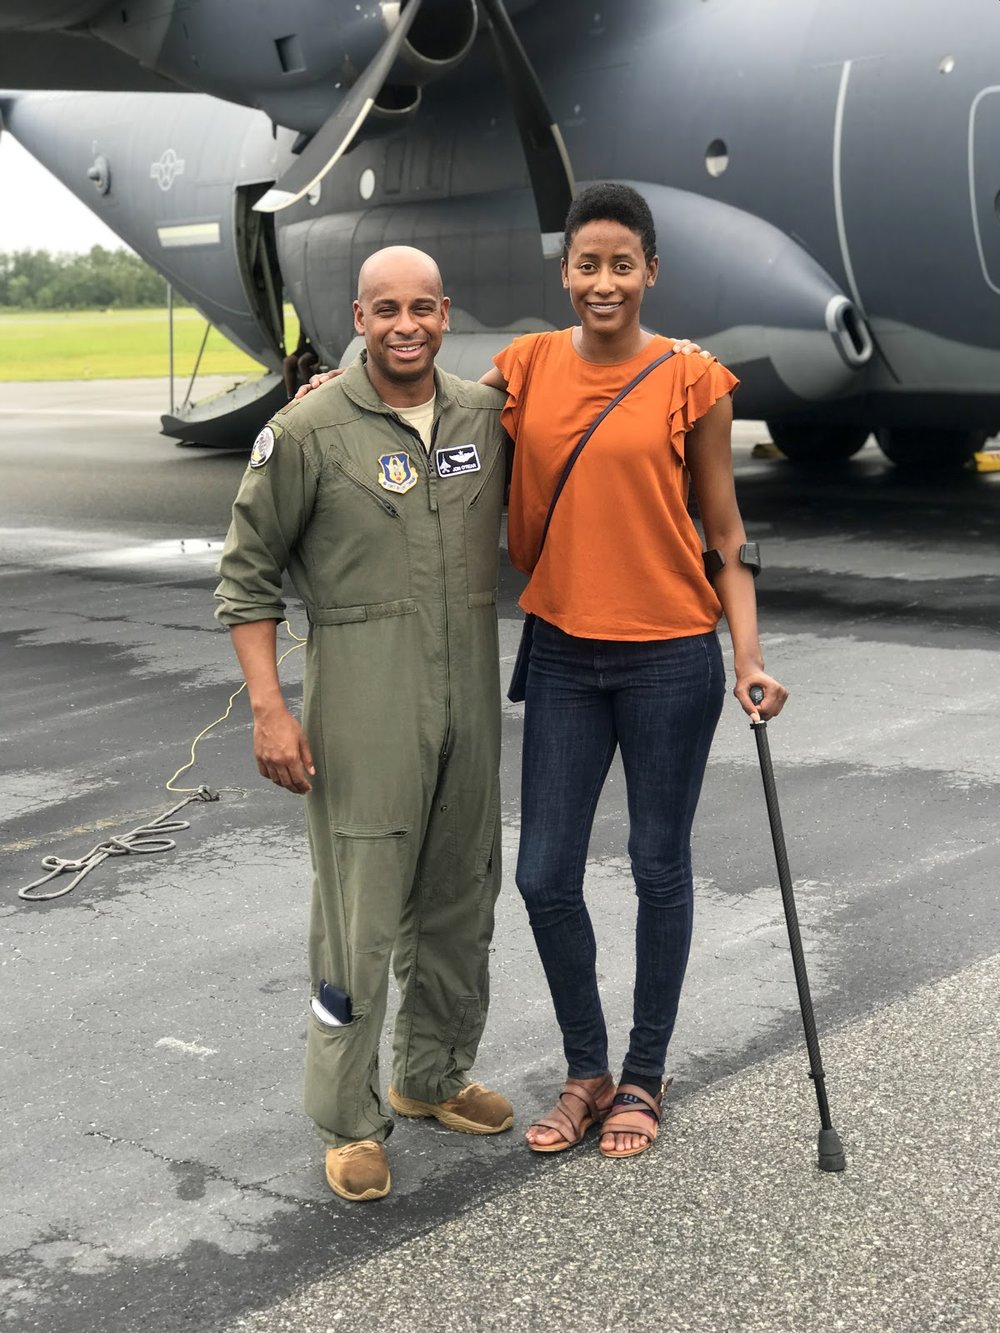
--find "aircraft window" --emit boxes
[359,169,376,201]
[705,140,729,177]
[939,56,955,75]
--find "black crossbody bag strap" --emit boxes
[535,347,676,558]
[506,345,675,703]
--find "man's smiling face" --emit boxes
[354,248,450,405]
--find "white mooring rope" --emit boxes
[17,620,306,903]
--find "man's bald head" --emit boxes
[353,245,450,407]
[357,246,443,304]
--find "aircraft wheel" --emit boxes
[766,421,870,462]
[875,427,987,469]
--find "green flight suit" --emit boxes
[215,356,507,1146]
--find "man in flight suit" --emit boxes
[214,246,512,1202]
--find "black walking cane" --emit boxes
[748,685,846,1172]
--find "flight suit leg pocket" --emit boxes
[421,797,458,902]
[304,1004,387,1142]
[475,779,502,912]
[332,824,411,955]
[433,994,487,1093]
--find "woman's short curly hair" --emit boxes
[562,183,657,263]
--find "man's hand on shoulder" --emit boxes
[293,369,342,402]
[671,338,713,359]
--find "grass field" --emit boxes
[0,307,300,381]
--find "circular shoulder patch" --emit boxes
[249,426,275,469]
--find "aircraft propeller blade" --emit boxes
[253,0,425,213]
[479,0,575,252]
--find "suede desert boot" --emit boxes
[388,1082,514,1134]
[324,1140,391,1202]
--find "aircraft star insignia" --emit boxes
[150,149,186,192]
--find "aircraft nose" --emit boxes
[636,182,874,405]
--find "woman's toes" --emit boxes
[600,1129,649,1154]
[526,1126,556,1147]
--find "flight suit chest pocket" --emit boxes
[321,460,413,604]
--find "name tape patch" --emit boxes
[436,444,481,477]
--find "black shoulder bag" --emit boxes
[506,347,676,702]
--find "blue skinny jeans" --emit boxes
[515,618,725,1083]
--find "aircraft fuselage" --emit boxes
[1,0,998,462]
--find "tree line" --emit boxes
[0,246,180,309]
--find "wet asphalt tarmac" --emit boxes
[1,380,998,1332]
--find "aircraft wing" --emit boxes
[0,28,182,93]
[0,0,542,113]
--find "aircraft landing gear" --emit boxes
[766,420,870,462]
[874,427,987,469]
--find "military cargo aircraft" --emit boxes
[1,0,998,467]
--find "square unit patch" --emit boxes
[435,444,481,477]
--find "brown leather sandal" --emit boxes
[526,1075,615,1154]
[598,1078,673,1159]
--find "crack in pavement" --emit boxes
[83,1130,319,1210]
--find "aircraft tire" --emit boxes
[875,427,987,470]
[766,421,870,462]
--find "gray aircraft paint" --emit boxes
[0,0,998,465]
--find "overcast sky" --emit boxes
[0,134,126,254]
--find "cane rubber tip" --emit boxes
[818,1128,847,1172]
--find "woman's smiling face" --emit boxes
[561,219,658,339]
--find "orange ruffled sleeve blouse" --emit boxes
[494,329,739,641]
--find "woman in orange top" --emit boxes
[480,183,787,1160]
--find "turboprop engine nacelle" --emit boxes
[86,0,479,134]
[336,0,482,133]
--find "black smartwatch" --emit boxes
[738,541,762,577]
[702,548,725,582]
[702,542,762,582]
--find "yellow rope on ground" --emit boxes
[166,619,306,793]
[18,619,308,902]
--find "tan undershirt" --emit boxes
[393,394,436,452]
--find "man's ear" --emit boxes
[560,258,569,290]
[352,300,364,334]
[646,256,660,288]
[441,295,451,331]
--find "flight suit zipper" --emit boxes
[388,412,437,512]
[428,415,452,762]
[389,413,452,761]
